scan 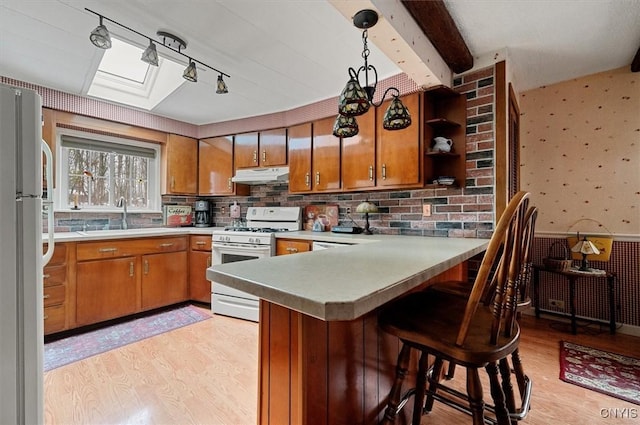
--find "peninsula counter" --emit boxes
[207,235,488,425]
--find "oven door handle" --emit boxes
[212,243,272,254]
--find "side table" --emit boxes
[533,265,616,335]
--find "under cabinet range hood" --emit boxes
[231,166,289,184]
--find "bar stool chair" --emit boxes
[378,191,533,425]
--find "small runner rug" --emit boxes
[44,304,211,372]
[559,341,640,405]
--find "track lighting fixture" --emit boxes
[333,9,411,137]
[86,8,230,91]
[140,40,159,66]
[216,74,228,94]
[183,59,198,82]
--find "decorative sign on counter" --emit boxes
[304,204,339,231]
[163,205,193,227]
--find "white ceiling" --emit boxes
[1,0,638,126]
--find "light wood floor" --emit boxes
[44,308,639,425]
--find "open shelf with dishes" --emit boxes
[423,85,467,187]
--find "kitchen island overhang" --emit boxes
[206,234,489,321]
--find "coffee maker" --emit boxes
[194,200,211,227]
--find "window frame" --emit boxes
[55,129,162,213]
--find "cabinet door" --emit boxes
[288,123,313,193]
[235,132,260,169]
[199,136,234,195]
[164,134,197,194]
[312,117,341,192]
[76,257,138,326]
[259,128,287,166]
[341,108,376,190]
[189,250,212,303]
[376,93,422,187]
[141,251,188,310]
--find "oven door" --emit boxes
[210,242,271,322]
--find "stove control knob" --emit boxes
[254,238,260,244]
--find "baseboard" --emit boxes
[521,307,640,338]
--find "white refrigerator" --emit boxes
[0,83,54,425]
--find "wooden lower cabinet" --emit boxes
[74,236,188,328]
[142,251,188,310]
[76,256,138,326]
[189,235,212,303]
[43,242,75,335]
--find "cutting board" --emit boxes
[304,205,339,231]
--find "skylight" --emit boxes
[87,37,185,111]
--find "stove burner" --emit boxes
[223,227,290,233]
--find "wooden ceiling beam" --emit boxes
[401,0,473,74]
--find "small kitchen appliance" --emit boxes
[210,206,302,321]
[194,200,211,227]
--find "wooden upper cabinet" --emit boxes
[312,117,341,192]
[259,128,287,167]
[163,134,197,195]
[341,108,376,190]
[199,136,246,196]
[376,93,422,188]
[234,132,259,169]
[288,123,313,193]
[235,129,287,169]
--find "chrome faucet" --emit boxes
[116,197,128,230]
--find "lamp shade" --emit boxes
[338,76,370,117]
[571,238,600,255]
[183,60,198,82]
[382,96,412,130]
[141,41,159,66]
[333,114,359,138]
[89,19,111,49]
[216,75,228,94]
[356,201,378,214]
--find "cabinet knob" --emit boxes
[368,165,374,181]
[43,294,50,299]
[382,164,387,180]
[286,247,299,253]
[253,150,258,163]
[143,259,149,275]
[159,243,174,248]
[129,261,134,277]
[262,150,266,163]
[196,241,207,246]
[98,247,118,253]
[43,274,51,279]
[305,173,310,187]
[43,315,49,320]
[228,177,232,190]
[315,172,320,186]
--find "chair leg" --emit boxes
[511,348,526,397]
[466,367,485,425]
[424,357,444,413]
[498,358,517,424]
[381,343,412,424]
[412,352,429,425]
[486,362,511,425]
[446,360,457,379]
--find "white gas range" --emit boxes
[210,206,302,321]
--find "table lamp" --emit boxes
[571,236,600,271]
[356,201,378,235]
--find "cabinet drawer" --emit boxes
[190,235,212,251]
[44,243,66,266]
[43,284,65,307]
[77,236,188,261]
[43,264,66,287]
[276,239,311,255]
[44,304,66,335]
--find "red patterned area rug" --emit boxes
[44,304,211,372]
[560,341,640,405]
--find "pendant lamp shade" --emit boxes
[382,96,412,131]
[141,41,159,66]
[216,74,229,94]
[90,17,111,49]
[183,60,198,82]
[338,76,370,117]
[332,114,359,138]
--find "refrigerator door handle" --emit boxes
[42,139,54,266]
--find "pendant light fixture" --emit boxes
[333,9,411,137]
[86,8,230,91]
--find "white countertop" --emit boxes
[47,226,224,242]
[206,234,488,321]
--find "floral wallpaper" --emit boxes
[519,66,639,237]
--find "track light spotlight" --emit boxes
[183,60,198,82]
[216,74,228,94]
[141,40,159,66]
[89,16,112,49]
